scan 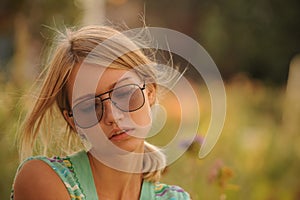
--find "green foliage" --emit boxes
[158,75,300,199]
[146,0,300,84]
[0,83,21,199]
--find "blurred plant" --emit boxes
[179,134,204,157]
[207,159,239,199]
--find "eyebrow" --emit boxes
[73,77,133,106]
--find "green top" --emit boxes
[11,151,190,200]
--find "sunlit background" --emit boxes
[1,0,300,199]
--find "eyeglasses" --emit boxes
[69,83,146,128]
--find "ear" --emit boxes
[146,83,156,106]
[63,110,76,131]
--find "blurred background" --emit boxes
[1,0,300,199]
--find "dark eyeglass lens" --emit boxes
[111,85,144,111]
[73,98,103,128]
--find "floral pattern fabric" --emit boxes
[11,151,190,200]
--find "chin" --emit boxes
[112,138,144,153]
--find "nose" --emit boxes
[102,99,124,125]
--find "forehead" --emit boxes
[67,63,141,102]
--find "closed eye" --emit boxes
[112,85,136,99]
[77,98,101,113]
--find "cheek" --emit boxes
[128,93,152,127]
[127,104,152,139]
[129,104,152,127]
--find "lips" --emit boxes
[109,128,134,140]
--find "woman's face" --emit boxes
[65,63,155,153]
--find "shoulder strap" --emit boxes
[69,151,98,200]
[141,181,191,200]
[140,181,155,200]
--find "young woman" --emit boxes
[11,25,191,200]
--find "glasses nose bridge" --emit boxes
[101,96,111,103]
[98,90,112,102]
[101,93,124,124]
[101,93,118,111]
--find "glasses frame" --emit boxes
[68,82,146,128]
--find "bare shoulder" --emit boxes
[13,159,69,200]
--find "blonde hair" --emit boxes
[18,25,166,182]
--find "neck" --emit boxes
[88,152,144,200]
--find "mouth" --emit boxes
[109,128,134,141]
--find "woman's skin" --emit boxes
[14,64,156,200]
